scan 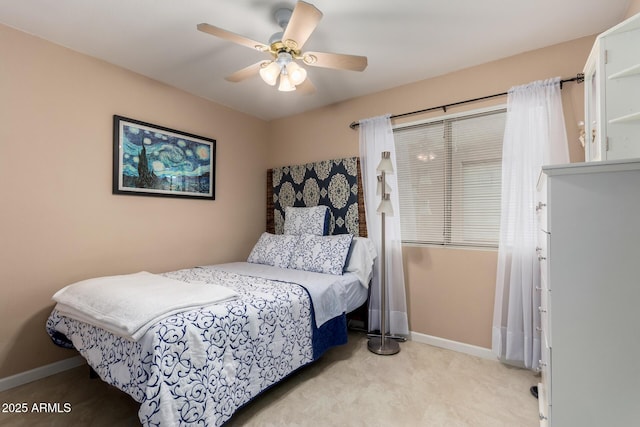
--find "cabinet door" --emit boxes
[584,54,603,161]
[603,29,640,159]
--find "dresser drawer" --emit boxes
[535,176,548,232]
[540,331,552,405]
[538,381,550,426]
[539,294,549,346]
[538,229,550,291]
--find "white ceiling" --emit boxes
[0,0,631,121]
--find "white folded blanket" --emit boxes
[52,271,239,341]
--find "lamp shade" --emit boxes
[286,61,307,85]
[278,73,296,92]
[377,193,394,216]
[376,174,391,196]
[259,61,281,86]
[376,151,394,173]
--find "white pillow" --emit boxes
[344,237,377,288]
[288,234,353,275]
[247,232,298,268]
[283,206,329,236]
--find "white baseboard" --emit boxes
[410,331,496,361]
[0,356,85,392]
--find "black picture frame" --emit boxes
[113,115,216,200]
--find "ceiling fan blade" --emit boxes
[281,1,323,51]
[296,78,316,95]
[302,51,368,72]
[197,23,268,52]
[225,61,269,82]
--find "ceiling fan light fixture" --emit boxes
[198,0,367,95]
[259,61,280,86]
[286,61,307,85]
[278,73,296,92]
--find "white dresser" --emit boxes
[536,159,640,426]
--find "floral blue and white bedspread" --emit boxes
[46,266,348,426]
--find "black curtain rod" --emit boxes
[349,73,584,130]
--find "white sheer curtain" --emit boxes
[492,77,569,369]
[359,114,409,337]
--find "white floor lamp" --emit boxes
[367,151,400,356]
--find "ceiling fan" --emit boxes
[197,1,368,94]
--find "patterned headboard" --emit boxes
[266,157,367,237]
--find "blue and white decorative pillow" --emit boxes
[288,233,353,275]
[247,232,298,268]
[284,206,330,236]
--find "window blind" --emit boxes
[394,108,506,247]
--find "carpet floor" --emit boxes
[0,331,538,426]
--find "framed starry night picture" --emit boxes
[112,115,216,200]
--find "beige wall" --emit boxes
[626,0,640,18]
[267,35,594,348]
[0,24,269,377]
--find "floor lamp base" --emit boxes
[367,336,400,355]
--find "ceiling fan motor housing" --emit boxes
[274,7,293,30]
[268,31,285,45]
[269,7,296,52]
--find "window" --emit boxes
[394,107,506,247]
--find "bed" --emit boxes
[46,157,373,426]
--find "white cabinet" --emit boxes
[584,13,640,161]
[536,159,640,426]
